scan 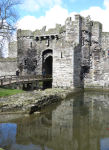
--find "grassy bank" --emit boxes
[0,88,24,97]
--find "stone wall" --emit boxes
[0,58,17,76]
[17,34,36,75]
[8,41,17,58]
[83,20,109,88]
[0,41,17,76]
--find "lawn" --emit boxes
[0,88,24,97]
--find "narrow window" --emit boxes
[24,60,27,65]
[61,52,62,58]
[82,37,84,46]
[30,42,32,48]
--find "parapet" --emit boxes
[92,21,102,28]
[75,14,81,20]
[17,14,104,40]
[0,57,17,62]
[59,25,66,34]
[102,32,109,37]
[17,24,65,39]
[17,29,33,38]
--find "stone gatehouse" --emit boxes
[17,14,109,89]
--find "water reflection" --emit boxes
[0,92,109,150]
[0,123,17,149]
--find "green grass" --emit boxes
[38,82,43,86]
[0,88,24,97]
[0,148,5,150]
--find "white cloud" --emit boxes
[79,6,109,32]
[104,0,109,9]
[0,37,8,57]
[70,12,78,20]
[18,0,109,32]
[70,0,109,32]
[17,5,69,31]
[21,0,62,12]
[21,0,39,12]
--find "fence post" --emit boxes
[9,78,11,86]
[38,75,39,82]
[33,76,34,82]
[22,76,24,84]
[28,76,29,82]
[16,76,19,84]
[1,79,3,86]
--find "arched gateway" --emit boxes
[42,49,53,75]
[42,49,53,89]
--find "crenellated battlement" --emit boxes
[17,23,66,39]
[17,14,93,39]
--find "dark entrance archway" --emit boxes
[42,49,53,89]
[44,56,52,74]
[42,49,53,75]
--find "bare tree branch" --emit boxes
[0,0,22,56]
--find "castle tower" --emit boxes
[17,29,37,75]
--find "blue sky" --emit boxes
[0,123,53,150]
[19,0,105,18]
[16,0,109,32]
[18,0,105,18]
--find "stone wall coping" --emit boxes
[35,34,59,38]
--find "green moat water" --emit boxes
[0,91,109,150]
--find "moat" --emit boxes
[0,91,109,150]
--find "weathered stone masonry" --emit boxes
[0,58,17,76]
[8,41,17,58]
[16,14,109,89]
[0,41,17,76]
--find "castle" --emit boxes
[1,14,109,89]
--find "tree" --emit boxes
[0,0,22,56]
